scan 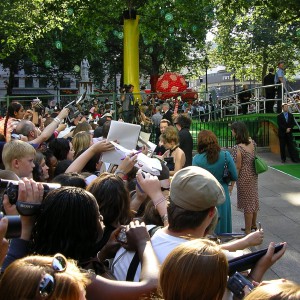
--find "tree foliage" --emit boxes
[1,0,217,93]
[212,0,300,84]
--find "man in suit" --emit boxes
[277,103,299,163]
[263,67,276,113]
[161,103,173,125]
[174,114,193,167]
[238,84,252,115]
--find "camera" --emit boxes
[0,179,61,205]
[227,272,254,299]
[11,133,21,140]
[116,228,127,244]
[0,213,21,239]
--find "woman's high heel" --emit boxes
[241,225,257,231]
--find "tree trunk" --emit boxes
[150,55,160,92]
[7,65,15,96]
[261,51,268,83]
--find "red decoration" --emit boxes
[181,88,198,102]
[156,72,187,100]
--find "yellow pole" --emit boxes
[123,15,141,102]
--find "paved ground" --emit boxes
[230,151,300,282]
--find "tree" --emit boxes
[212,0,300,85]
[1,0,216,94]
[0,0,79,95]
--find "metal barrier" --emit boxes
[0,89,274,151]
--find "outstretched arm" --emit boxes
[65,140,115,173]
[221,230,264,251]
[86,221,159,300]
[248,242,287,283]
[32,108,70,144]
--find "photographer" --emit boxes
[1,178,44,271]
[120,84,135,123]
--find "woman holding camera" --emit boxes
[1,178,160,300]
[192,130,237,234]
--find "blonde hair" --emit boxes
[244,280,300,300]
[159,239,228,300]
[2,140,36,169]
[161,126,179,144]
[0,254,91,300]
[73,131,92,158]
[73,121,92,136]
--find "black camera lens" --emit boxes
[0,213,21,239]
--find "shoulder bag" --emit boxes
[254,146,268,175]
[222,151,233,184]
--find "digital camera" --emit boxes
[116,228,127,244]
[227,272,254,299]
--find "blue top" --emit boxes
[192,150,237,185]
[275,68,285,84]
[192,150,238,234]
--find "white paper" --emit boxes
[147,141,157,154]
[102,121,141,164]
[137,131,151,147]
[85,174,98,185]
[57,126,75,138]
[101,141,162,175]
[102,141,135,165]
[106,120,141,149]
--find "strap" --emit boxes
[126,252,139,281]
[169,145,179,156]
[126,225,161,281]
[224,151,228,168]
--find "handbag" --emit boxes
[254,156,268,174]
[222,151,232,185]
[254,146,268,174]
[164,156,175,171]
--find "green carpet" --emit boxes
[271,164,300,179]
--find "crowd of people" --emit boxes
[0,95,297,299]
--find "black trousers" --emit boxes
[265,90,275,113]
[276,84,282,114]
[241,102,248,115]
[279,133,299,162]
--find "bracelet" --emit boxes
[114,169,128,180]
[54,117,61,124]
[154,196,166,210]
[161,214,168,223]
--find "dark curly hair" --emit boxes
[175,114,191,129]
[32,187,102,260]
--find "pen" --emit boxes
[258,222,262,231]
[121,150,142,160]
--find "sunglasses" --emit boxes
[39,254,67,298]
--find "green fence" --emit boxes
[149,117,270,150]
